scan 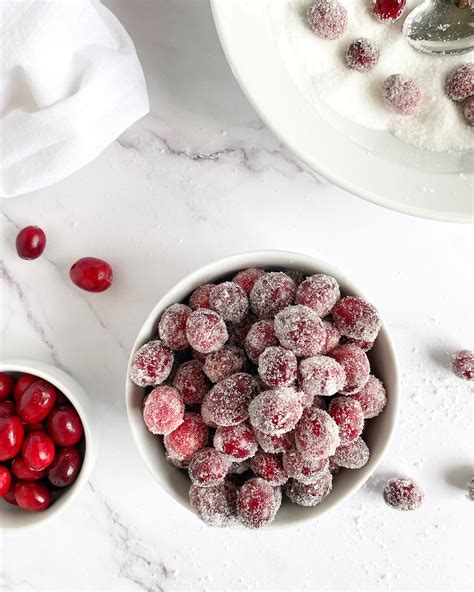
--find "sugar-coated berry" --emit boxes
[22,431,55,470]
[13,374,37,401]
[0,401,15,417]
[346,338,374,352]
[202,373,258,427]
[329,344,370,394]
[383,477,424,510]
[307,0,348,40]
[210,282,249,323]
[15,480,52,512]
[129,340,174,387]
[69,257,113,292]
[0,373,14,401]
[345,38,380,73]
[244,320,279,363]
[189,284,215,310]
[250,272,296,319]
[283,449,329,485]
[237,477,281,528]
[294,408,340,459]
[16,380,57,424]
[284,469,332,506]
[320,320,341,354]
[299,355,346,398]
[47,446,83,487]
[252,427,294,454]
[189,481,237,527]
[382,74,421,115]
[295,274,340,317]
[15,226,47,260]
[164,412,209,461]
[213,423,258,460]
[46,405,84,446]
[445,64,474,101]
[172,360,209,405]
[185,309,228,354]
[274,305,326,357]
[463,96,474,126]
[249,387,303,435]
[371,0,406,22]
[452,350,474,380]
[203,347,245,383]
[158,304,191,350]
[232,268,265,294]
[0,464,12,496]
[143,386,184,435]
[0,416,24,461]
[333,437,369,469]
[328,397,364,445]
[188,447,231,487]
[258,346,297,388]
[328,456,341,474]
[11,457,46,481]
[351,375,387,418]
[333,296,381,342]
[250,452,288,486]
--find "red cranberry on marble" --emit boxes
[70,257,113,292]
[16,226,47,260]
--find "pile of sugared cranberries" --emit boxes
[130,268,388,528]
[445,64,474,126]
[0,372,85,511]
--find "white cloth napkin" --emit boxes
[0,0,149,197]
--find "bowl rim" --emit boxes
[125,250,400,529]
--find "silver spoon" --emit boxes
[403,0,474,55]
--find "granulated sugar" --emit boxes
[272,0,473,152]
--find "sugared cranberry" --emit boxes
[284,470,332,506]
[47,446,83,487]
[16,380,57,424]
[274,305,326,357]
[0,373,14,401]
[295,274,340,317]
[452,350,474,380]
[283,449,328,485]
[0,415,24,461]
[201,373,258,427]
[15,226,47,260]
[143,386,184,435]
[294,408,340,459]
[11,457,46,481]
[185,309,228,354]
[346,338,374,351]
[214,423,258,460]
[22,431,55,470]
[0,401,15,417]
[232,268,265,294]
[244,320,279,363]
[188,447,231,487]
[250,452,288,486]
[15,481,52,512]
[46,405,84,446]
[328,397,364,445]
[299,355,346,398]
[158,304,191,350]
[210,282,249,323]
[333,296,381,342]
[0,464,12,496]
[172,360,209,405]
[382,74,421,115]
[307,0,347,40]
[249,387,303,435]
[371,0,406,22]
[333,437,369,469]
[189,481,237,526]
[329,344,370,394]
[258,346,297,388]
[70,257,112,292]
[237,477,281,528]
[463,96,474,126]
[203,347,245,383]
[189,284,215,310]
[351,375,387,418]
[445,64,474,101]
[249,272,296,319]
[252,428,294,454]
[164,412,209,461]
[345,38,380,73]
[320,320,341,354]
[129,340,174,387]
[13,374,37,401]
[383,477,424,510]
[328,457,341,474]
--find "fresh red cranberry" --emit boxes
[210,282,249,323]
[69,257,113,292]
[22,431,55,470]
[232,268,265,294]
[252,428,294,454]
[258,346,297,388]
[350,375,387,418]
[274,305,326,357]
[185,309,228,354]
[54,391,70,407]
[445,64,474,101]
[11,457,46,481]
[202,373,258,427]
[299,355,346,398]
[244,319,279,363]
[129,340,174,387]
[46,405,84,446]
[3,476,18,504]
[295,274,340,317]
[333,437,370,469]
[382,74,421,115]
[0,415,24,461]
[371,0,406,22]
[383,477,424,510]
[463,96,474,126]
[333,296,381,342]
[284,470,332,506]
[0,464,12,496]
[15,480,52,511]
[188,447,231,487]
[307,0,348,40]
[189,481,237,526]
[203,347,245,383]
[329,344,370,394]
[15,226,47,260]
[189,284,215,310]
[214,423,258,460]
[13,373,37,401]
[249,272,296,319]
[250,451,288,486]
[16,380,57,424]
[0,401,15,417]
[164,412,209,461]
[142,386,184,435]
[328,397,364,445]
[452,350,474,380]
[249,387,303,435]
[345,39,380,73]
[294,408,340,459]
[158,304,191,350]
[237,477,281,528]
[283,449,328,484]
[172,360,210,404]
[0,373,14,401]
[47,446,83,487]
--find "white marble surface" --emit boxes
[0,1,473,590]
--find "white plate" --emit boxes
[211,0,473,223]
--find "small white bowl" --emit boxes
[0,359,99,531]
[126,251,400,527]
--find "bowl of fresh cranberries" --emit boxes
[126,251,399,529]
[0,360,98,530]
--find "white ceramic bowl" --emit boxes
[126,251,400,527]
[211,1,473,223]
[0,360,99,531]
